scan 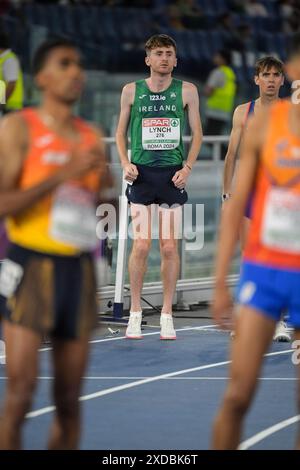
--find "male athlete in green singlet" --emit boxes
[116,34,202,340]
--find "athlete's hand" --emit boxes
[123,163,139,183]
[172,166,190,189]
[211,284,234,330]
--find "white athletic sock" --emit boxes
[129,311,142,316]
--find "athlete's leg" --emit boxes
[158,206,182,314]
[212,306,276,449]
[47,337,89,450]
[128,203,152,312]
[0,321,41,449]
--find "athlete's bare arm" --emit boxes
[172,82,202,188]
[222,103,249,195]
[0,113,27,192]
[5,81,17,101]
[115,82,138,182]
[212,108,268,328]
[204,83,214,97]
[0,114,104,219]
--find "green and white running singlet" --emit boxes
[130,78,185,167]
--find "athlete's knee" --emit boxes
[55,390,80,420]
[7,374,36,411]
[160,240,178,259]
[132,239,151,258]
[223,383,253,415]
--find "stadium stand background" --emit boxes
[1,0,297,284]
[0,1,296,130]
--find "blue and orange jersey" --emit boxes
[244,100,300,270]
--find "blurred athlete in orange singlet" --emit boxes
[0,38,110,449]
[211,33,300,449]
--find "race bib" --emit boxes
[0,259,24,298]
[261,187,300,253]
[142,117,180,150]
[50,184,98,250]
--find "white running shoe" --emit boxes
[273,321,291,342]
[160,314,176,340]
[125,312,142,339]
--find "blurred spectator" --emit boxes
[245,0,268,17]
[166,4,186,31]
[284,10,300,32]
[0,30,24,114]
[204,49,237,138]
[280,0,300,33]
[237,23,256,54]
[217,12,244,50]
[279,0,294,18]
[176,0,207,30]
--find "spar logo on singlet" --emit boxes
[142,117,180,150]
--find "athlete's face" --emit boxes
[254,66,284,98]
[145,46,177,74]
[36,47,85,104]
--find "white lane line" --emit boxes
[26,359,231,418]
[37,324,217,352]
[0,376,297,381]
[26,348,293,419]
[239,415,300,450]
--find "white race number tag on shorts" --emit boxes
[261,187,300,253]
[0,259,24,298]
[50,184,98,250]
[142,117,180,150]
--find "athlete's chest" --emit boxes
[134,89,183,114]
[27,131,90,168]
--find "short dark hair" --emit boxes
[287,33,300,60]
[145,34,177,55]
[254,56,284,76]
[32,37,78,76]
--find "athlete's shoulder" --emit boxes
[235,101,251,115]
[120,82,136,104]
[232,102,250,124]
[122,81,136,94]
[0,109,28,133]
[182,81,198,92]
[182,81,199,102]
[0,110,29,150]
